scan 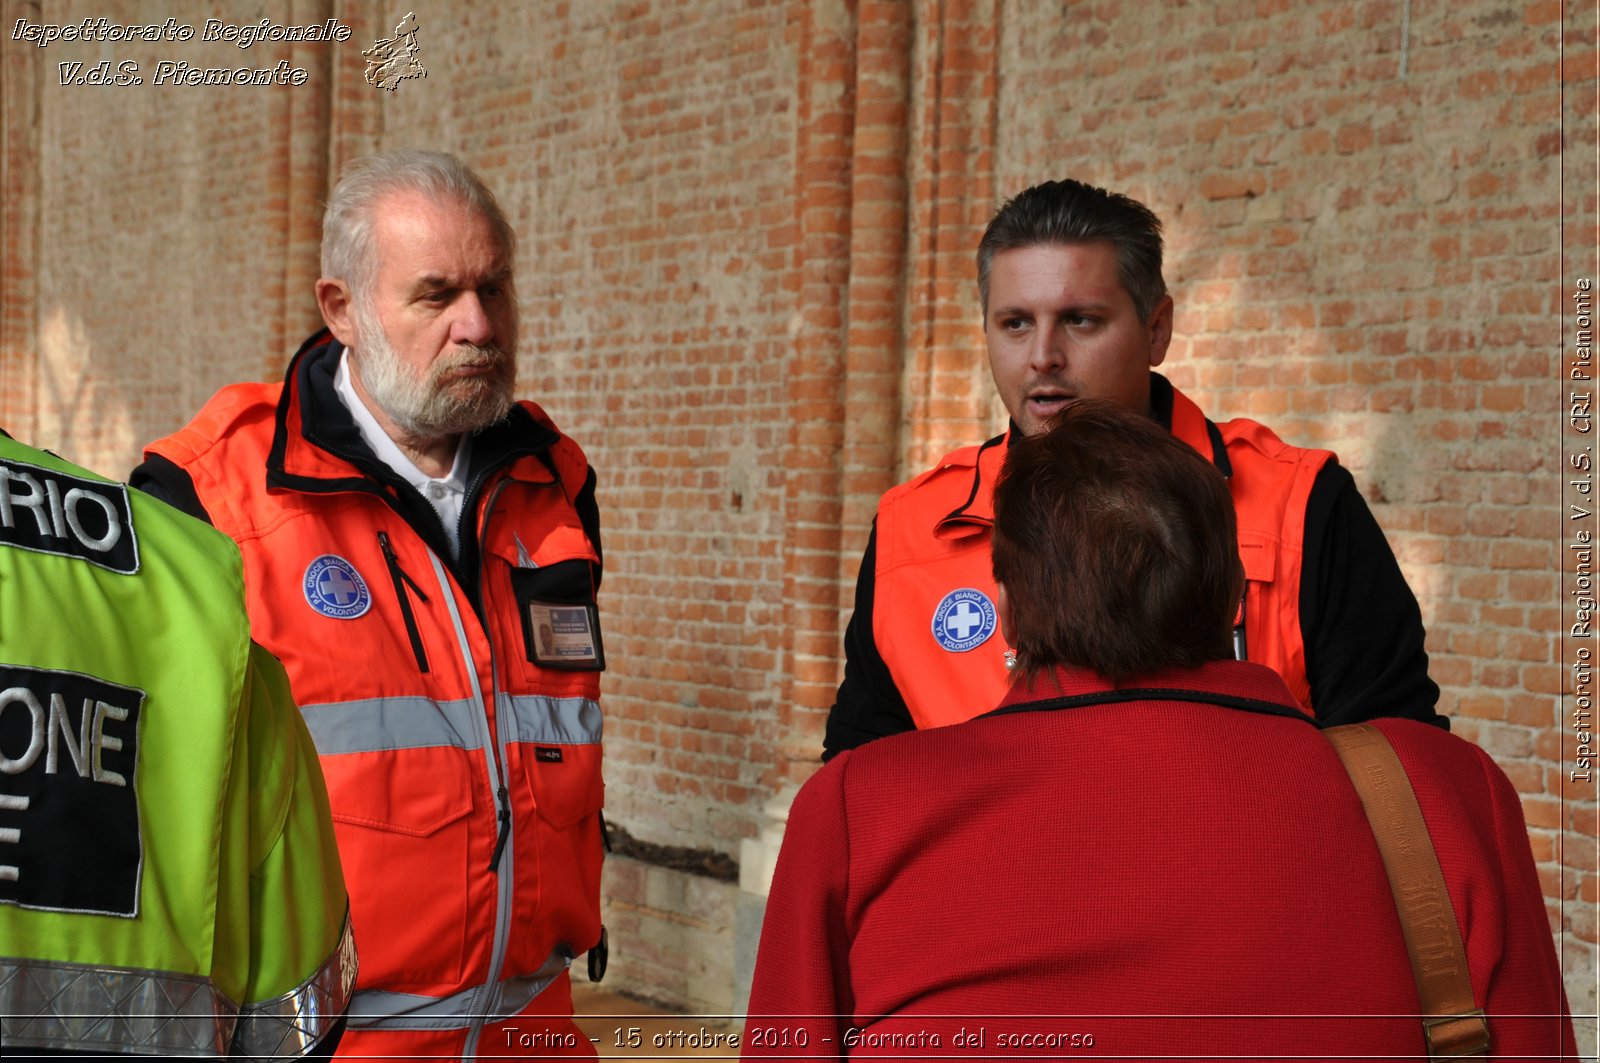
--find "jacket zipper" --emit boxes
[422,546,505,1062]
[377,531,431,673]
[459,478,516,1062]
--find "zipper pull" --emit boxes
[488,785,511,871]
[377,531,432,673]
[378,531,429,602]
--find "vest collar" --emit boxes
[933,373,1231,541]
[1151,373,1232,480]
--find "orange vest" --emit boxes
[873,387,1332,728]
[145,356,603,1059]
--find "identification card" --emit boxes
[525,598,605,671]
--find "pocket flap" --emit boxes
[323,748,474,837]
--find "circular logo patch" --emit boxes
[931,588,997,653]
[303,554,372,620]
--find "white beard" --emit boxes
[352,300,517,439]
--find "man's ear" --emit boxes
[1146,294,1174,369]
[997,582,1014,647]
[315,278,358,346]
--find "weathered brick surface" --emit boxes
[4,0,1593,1026]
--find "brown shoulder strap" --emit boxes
[1325,723,1490,1059]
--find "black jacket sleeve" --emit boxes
[821,524,915,761]
[575,464,603,587]
[129,453,214,525]
[1301,462,1446,728]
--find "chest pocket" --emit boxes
[484,485,604,677]
[510,559,605,671]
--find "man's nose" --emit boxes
[1028,323,1066,370]
[450,292,495,346]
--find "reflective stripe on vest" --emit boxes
[301,695,602,756]
[348,946,568,1030]
[0,912,356,1057]
[1,956,230,1055]
[234,912,359,1057]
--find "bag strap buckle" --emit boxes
[1423,1009,1490,1059]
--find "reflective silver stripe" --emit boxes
[299,695,485,756]
[0,956,233,1055]
[232,910,358,1058]
[347,944,569,1030]
[499,693,603,746]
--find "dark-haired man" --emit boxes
[823,179,1442,758]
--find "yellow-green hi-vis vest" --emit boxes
[0,435,356,1056]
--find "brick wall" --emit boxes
[3,0,1592,1028]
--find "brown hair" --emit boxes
[991,401,1243,683]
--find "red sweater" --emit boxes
[746,661,1574,1061]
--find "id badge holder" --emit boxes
[511,558,606,672]
[523,597,606,671]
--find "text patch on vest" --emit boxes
[0,664,146,917]
[0,458,139,575]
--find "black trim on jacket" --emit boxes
[980,685,1318,726]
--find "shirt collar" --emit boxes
[333,348,470,496]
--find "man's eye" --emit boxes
[423,291,451,304]
[482,285,503,299]
[1002,318,1028,331]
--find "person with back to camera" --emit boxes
[0,430,354,1059]
[745,402,1575,1060]
[825,179,1445,760]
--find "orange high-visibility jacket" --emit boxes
[141,335,604,1060]
[872,386,1333,728]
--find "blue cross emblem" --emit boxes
[945,601,984,641]
[319,567,360,606]
[931,588,996,653]
[303,555,372,620]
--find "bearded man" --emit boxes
[134,151,606,1061]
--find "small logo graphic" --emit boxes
[363,12,426,92]
[931,588,997,653]
[304,555,372,619]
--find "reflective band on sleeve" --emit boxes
[498,694,603,746]
[348,946,569,1031]
[299,696,486,756]
[232,910,359,1058]
[0,956,234,1055]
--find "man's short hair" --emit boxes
[991,400,1243,683]
[321,150,516,293]
[976,179,1167,323]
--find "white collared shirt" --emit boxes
[334,350,470,559]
